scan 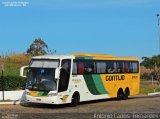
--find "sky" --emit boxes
[0,0,160,60]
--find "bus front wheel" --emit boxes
[69,92,80,107]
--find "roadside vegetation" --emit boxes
[140,79,160,94]
[0,54,30,90]
[0,54,31,76]
[140,55,160,94]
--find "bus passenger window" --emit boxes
[106,61,115,74]
[129,62,133,73]
[78,62,84,74]
[84,61,95,74]
[107,67,115,73]
[96,62,106,74]
[85,67,93,73]
[116,61,124,73]
[132,62,138,73]
[124,62,129,73]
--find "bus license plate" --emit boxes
[36,98,41,101]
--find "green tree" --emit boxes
[27,38,48,56]
[141,55,160,83]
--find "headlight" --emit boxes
[47,93,58,97]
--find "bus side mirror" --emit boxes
[55,67,61,80]
[20,66,28,78]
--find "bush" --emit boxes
[0,76,27,91]
[140,72,151,80]
[0,53,30,91]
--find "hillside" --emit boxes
[0,54,31,76]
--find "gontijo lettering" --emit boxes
[106,75,125,81]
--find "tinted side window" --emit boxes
[106,61,116,74]
[96,61,106,74]
[84,60,96,74]
[124,62,129,73]
[132,62,138,73]
[129,62,133,73]
[72,60,85,75]
[116,61,124,73]
[73,60,139,74]
[78,61,85,74]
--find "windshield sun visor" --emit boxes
[30,60,59,68]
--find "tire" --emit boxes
[123,88,129,100]
[123,93,128,100]
[69,93,80,107]
[117,89,124,100]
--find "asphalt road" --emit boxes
[0,95,160,119]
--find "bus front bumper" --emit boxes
[25,95,59,104]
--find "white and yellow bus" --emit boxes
[20,53,140,106]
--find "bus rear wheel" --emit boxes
[123,88,129,100]
[69,93,80,107]
[117,89,124,100]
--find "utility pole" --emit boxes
[156,14,160,86]
[2,67,4,101]
[157,14,160,53]
[0,63,4,101]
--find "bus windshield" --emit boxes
[26,59,59,91]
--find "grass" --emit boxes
[0,54,31,76]
[155,87,160,92]
[140,78,148,81]
[140,84,156,94]
[140,80,160,94]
